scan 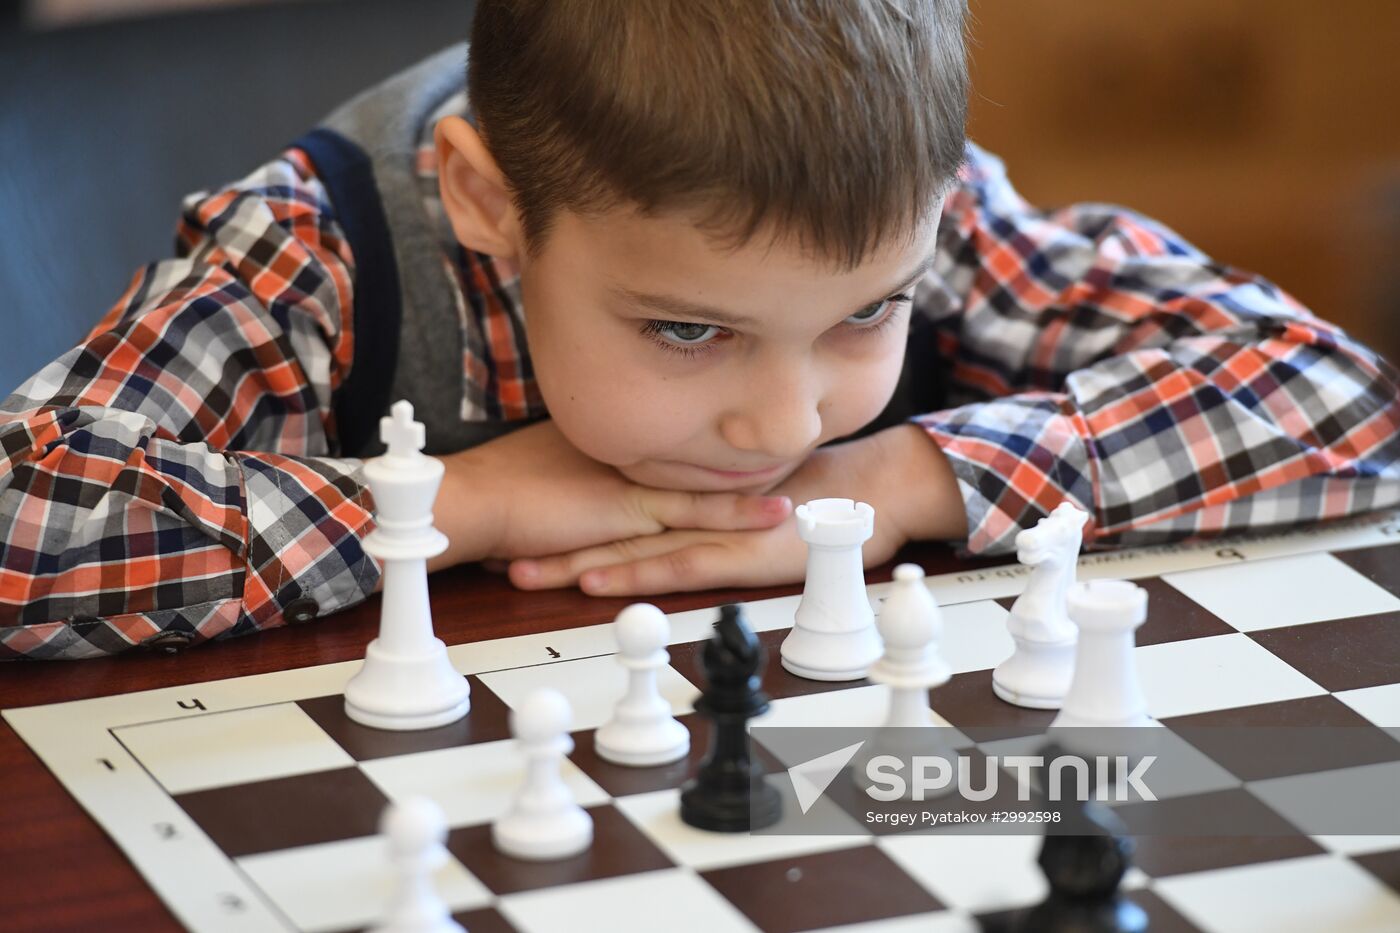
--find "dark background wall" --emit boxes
[0,0,472,393]
[1,0,1395,395]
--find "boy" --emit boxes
[1,0,1397,659]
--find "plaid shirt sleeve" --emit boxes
[0,148,381,659]
[914,143,1400,555]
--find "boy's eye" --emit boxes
[845,302,887,324]
[640,319,723,352]
[844,293,911,328]
[659,321,719,343]
[640,292,912,358]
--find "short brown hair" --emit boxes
[468,0,969,268]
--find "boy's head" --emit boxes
[436,0,968,493]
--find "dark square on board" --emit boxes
[174,767,389,858]
[446,804,674,897]
[297,676,512,762]
[701,845,943,933]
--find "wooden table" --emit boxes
[2,542,986,932]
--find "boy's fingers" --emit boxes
[578,543,746,596]
[510,533,704,589]
[509,552,603,590]
[638,489,791,532]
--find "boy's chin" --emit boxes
[617,460,792,496]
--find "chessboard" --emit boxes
[6,511,1400,933]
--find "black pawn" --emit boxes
[680,605,782,832]
[1014,745,1147,933]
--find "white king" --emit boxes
[344,400,471,730]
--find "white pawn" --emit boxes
[372,797,464,933]
[992,502,1088,709]
[1050,579,1153,729]
[492,688,593,860]
[869,564,951,727]
[595,604,690,767]
[781,498,882,681]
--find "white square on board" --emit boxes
[1338,683,1400,728]
[360,740,609,827]
[975,726,1240,803]
[478,654,700,731]
[1248,761,1400,838]
[613,786,867,872]
[735,593,805,633]
[936,599,1016,675]
[664,595,804,643]
[500,868,759,933]
[1136,633,1325,719]
[755,685,970,766]
[876,832,1046,914]
[1315,834,1400,856]
[448,622,615,676]
[113,703,353,795]
[809,913,979,933]
[1154,854,1400,933]
[237,834,490,933]
[1162,552,1400,632]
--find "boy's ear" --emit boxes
[434,116,522,259]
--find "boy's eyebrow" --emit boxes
[611,254,935,325]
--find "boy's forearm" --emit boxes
[876,423,969,545]
[366,451,500,594]
[425,449,507,574]
[367,452,497,593]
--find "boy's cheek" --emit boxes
[547,401,688,475]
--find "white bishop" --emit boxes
[869,563,951,727]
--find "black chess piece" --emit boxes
[1012,744,1148,933]
[680,604,783,832]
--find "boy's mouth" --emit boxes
[692,463,787,480]
[652,460,791,488]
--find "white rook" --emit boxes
[781,498,881,681]
[344,401,471,730]
[1050,579,1152,729]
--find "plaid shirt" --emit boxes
[2,93,1397,659]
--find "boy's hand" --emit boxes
[506,424,968,595]
[425,418,792,573]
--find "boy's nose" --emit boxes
[718,370,824,461]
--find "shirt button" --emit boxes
[285,597,320,625]
[142,631,194,654]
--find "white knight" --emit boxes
[992,502,1088,709]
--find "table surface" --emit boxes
[2,542,984,932]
